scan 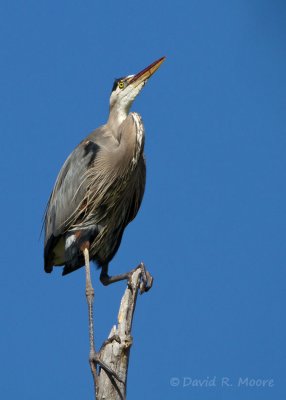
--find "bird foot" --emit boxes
[127,262,153,294]
[100,262,153,294]
[89,350,124,384]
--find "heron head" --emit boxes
[109,56,166,125]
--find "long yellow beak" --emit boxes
[129,56,166,87]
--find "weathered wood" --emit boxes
[95,267,144,399]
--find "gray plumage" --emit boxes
[44,57,165,277]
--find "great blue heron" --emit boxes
[44,56,165,385]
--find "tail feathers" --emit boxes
[44,234,63,273]
[44,262,53,273]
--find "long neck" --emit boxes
[105,112,144,175]
[107,102,131,135]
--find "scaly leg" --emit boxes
[83,247,124,396]
[83,247,98,396]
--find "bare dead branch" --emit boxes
[88,266,152,399]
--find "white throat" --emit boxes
[108,80,145,129]
[112,102,129,127]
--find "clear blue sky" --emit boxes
[0,1,285,399]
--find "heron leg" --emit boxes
[100,262,153,293]
[83,247,124,392]
[83,247,98,394]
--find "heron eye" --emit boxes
[118,81,124,89]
